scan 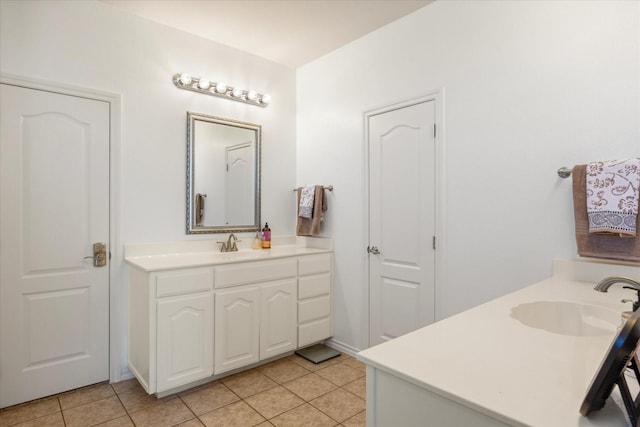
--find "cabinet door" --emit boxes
[260,279,297,359]
[214,286,260,374]
[156,292,213,392]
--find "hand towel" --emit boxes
[299,185,315,219]
[195,193,205,226]
[586,158,640,236]
[296,185,327,236]
[572,164,640,262]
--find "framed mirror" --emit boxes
[186,112,261,234]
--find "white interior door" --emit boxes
[0,84,110,408]
[368,100,436,346]
[225,142,255,225]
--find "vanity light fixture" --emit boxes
[173,73,270,107]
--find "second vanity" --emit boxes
[125,236,332,396]
[358,258,640,427]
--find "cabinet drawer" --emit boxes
[298,254,331,276]
[215,258,297,288]
[155,268,214,298]
[298,295,330,324]
[298,273,330,299]
[298,318,331,348]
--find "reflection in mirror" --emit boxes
[187,112,261,234]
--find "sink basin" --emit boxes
[510,301,620,336]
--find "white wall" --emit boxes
[2,0,639,371]
[0,0,297,376]
[297,0,640,351]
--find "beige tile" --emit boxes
[340,357,366,374]
[128,398,194,427]
[62,395,126,427]
[315,363,364,387]
[255,422,274,427]
[180,382,240,416]
[199,401,265,427]
[96,415,135,426]
[0,397,60,426]
[259,360,310,384]
[10,411,64,427]
[111,378,144,396]
[310,388,365,423]
[58,382,115,410]
[342,377,366,400]
[178,380,219,396]
[175,418,205,427]
[341,410,366,427]
[244,386,304,419]
[269,403,337,427]
[117,384,169,413]
[221,369,277,399]
[282,373,337,401]
[286,355,342,372]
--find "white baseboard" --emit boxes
[324,338,362,357]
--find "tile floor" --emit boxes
[0,353,366,427]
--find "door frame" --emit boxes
[0,73,123,383]
[363,90,446,349]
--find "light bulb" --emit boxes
[232,87,244,98]
[247,90,258,101]
[215,82,227,94]
[198,78,210,90]
[179,73,192,85]
[261,94,271,105]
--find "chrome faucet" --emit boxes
[594,276,640,312]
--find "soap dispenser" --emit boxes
[261,222,271,249]
[252,232,262,250]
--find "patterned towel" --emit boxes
[298,185,315,218]
[586,158,640,236]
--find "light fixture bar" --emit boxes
[172,73,271,107]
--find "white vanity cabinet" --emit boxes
[128,267,214,394]
[126,238,333,395]
[214,258,298,374]
[298,254,332,347]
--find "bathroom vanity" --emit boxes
[358,259,640,427]
[125,236,332,395]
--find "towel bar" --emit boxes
[293,185,334,191]
[557,167,572,178]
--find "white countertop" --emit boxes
[358,259,640,427]
[124,236,332,272]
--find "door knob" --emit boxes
[84,242,107,267]
[367,246,380,255]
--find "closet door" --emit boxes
[368,99,437,346]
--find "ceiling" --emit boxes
[100,0,433,68]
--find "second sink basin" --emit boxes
[510,301,620,336]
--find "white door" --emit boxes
[368,100,436,346]
[156,292,214,392]
[225,142,255,225]
[260,279,297,359]
[214,286,260,374]
[0,84,110,408]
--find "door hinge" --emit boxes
[432,236,436,250]
[433,124,436,138]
